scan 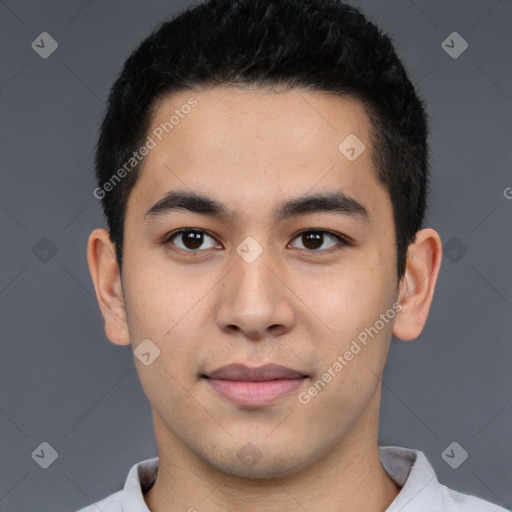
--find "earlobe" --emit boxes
[87,228,131,346]
[393,228,443,341]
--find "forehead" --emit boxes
[127,86,389,224]
[150,85,372,162]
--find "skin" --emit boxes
[87,86,442,512]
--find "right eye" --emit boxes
[163,228,222,253]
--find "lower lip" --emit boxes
[204,377,306,407]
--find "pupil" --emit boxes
[303,231,322,250]
[184,230,203,249]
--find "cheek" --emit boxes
[308,260,387,323]
[300,271,395,420]
[302,248,396,365]
[122,267,208,407]
[122,256,212,340]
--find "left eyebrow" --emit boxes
[143,189,370,223]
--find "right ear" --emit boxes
[87,228,131,346]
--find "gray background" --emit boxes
[0,0,511,510]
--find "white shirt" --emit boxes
[75,445,508,511]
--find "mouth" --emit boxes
[201,363,309,407]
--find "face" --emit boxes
[113,86,403,477]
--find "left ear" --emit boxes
[393,228,443,341]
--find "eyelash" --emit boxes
[161,228,351,257]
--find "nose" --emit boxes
[215,245,295,340]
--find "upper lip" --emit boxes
[203,364,308,381]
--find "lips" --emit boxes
[203,363,307,381]
[202,364,308,407]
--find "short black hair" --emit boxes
[94,0,429,279]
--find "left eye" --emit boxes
[289,230,345,252]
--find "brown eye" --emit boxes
[167,229,219,252]
[289,229,347,252]
[302,231,324,250]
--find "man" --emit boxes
[81,0,507,510]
